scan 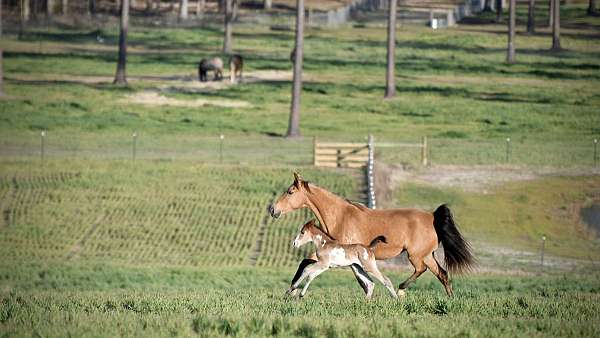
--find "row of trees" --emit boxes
[12,0,274,22]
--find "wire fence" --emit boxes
[1,131,598,168]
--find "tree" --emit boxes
[114,0,129,85]
[551,0,560,51]
[548,0,553,27]
[507,0,516,63]
[89,0,97,16]
[223,0,233,53]
[264,0,271,10]
[384,0,397,99]
[61,0,67,15]
[0,50,4,97]
[588,0,597,15]
[1,0,3,38]
[196,0,205,16]
[527,0,535,34]
[495,0,503,22]
[483,0,493,12]
[47,0,56,16]
[22,0,30,22]
[179,0,188,20]
[287,0,304,138]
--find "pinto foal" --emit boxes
[287,220,398,299]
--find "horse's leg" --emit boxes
[288,257,317,293]
[350,264,375,299]
[397,254,427,296]
[424,253,453,297]
[299,265,328,298]
[363,261,398,299]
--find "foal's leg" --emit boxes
[397,254,427,296]
[424,253,453,297]
[363,261,398,299]
[299,265,329,298]
[289,257,317,292]
[350,264,375,299]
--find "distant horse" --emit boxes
[268,173,474,297]
[228,54,243,83]
[198,57,223,82]
[288,219,398,299]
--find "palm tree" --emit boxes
[223,0,233,53]
[287,0,304,138]
[527,0,535,34]
[384,0,397,99]
[507,0,516,63]
[114,0,130,85]
[551,0,561,51]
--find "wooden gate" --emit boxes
[313,138,369,168]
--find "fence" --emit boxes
[312,138,369,168]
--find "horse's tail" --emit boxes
[433,204,475,274]
[368,235,387,249]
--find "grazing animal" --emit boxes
[268,173,474,297]
[198,57,223,82]
[288,219,398,299]
[228,54,243,83]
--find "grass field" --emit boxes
[2,3,600,337]
[1,4,600,166]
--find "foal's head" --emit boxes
[293,219,323,248]
[268,172,312,219]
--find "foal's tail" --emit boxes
[369,235,387,249]
[433,204,475,274]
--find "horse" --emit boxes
[198,57,224,82]
[228,54,243,83]
[288,219,398,299]
[268,173,474,297]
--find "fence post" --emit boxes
[421,136,428,166]
[132,132,137,161]
[505,137,511,164]
[540,234,546,272]
[40,130,46,163]
[367,134,376,209]
[219,134,225,163]
[594,139,598,167]
[313,136,317,166]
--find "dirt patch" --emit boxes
[124,91,251,108]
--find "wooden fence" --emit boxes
[312,138,370,168]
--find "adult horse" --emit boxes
[267,173,474,297]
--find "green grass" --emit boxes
[1,4,600,166]
[1,264,600,337]
[394,175,600,259]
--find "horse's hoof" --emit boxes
[397,289,407,297]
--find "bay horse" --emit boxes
[288,219,398,299]
[268,173,474,297]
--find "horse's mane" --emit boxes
[346,199,369,211]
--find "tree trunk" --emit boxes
[495,0,502,22]
[223,0,232,53]
[22,0,30,22]
[114,0,129,85]
[548,0,553,27]
[507,0,516,63]
[551,0,560,50]
[264,0,271,10]
[588,0,597,15]
[384,0,397,99]
[1,0,3,38]
[483,0,493,11]
[0,50,4,97]
[47,0,55,16]
[527,0,535,33]
[287,0,304,138]
[179,0,188,20]
[89,0,96,15]
[196,0,205,16]
[219,0,225,13]
[61,0,67,15]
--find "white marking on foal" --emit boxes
[362,248,369,260]
[330,247,353,266]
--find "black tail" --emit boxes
[369,235,387,249]
[433,204,475,274]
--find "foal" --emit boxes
[287,220,398,299]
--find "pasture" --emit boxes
[1,2,600,337]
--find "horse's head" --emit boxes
[268,172,312,219]
[293,219,317,248]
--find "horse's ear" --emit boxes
[302,181,312,193]
[293,172,302,188]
